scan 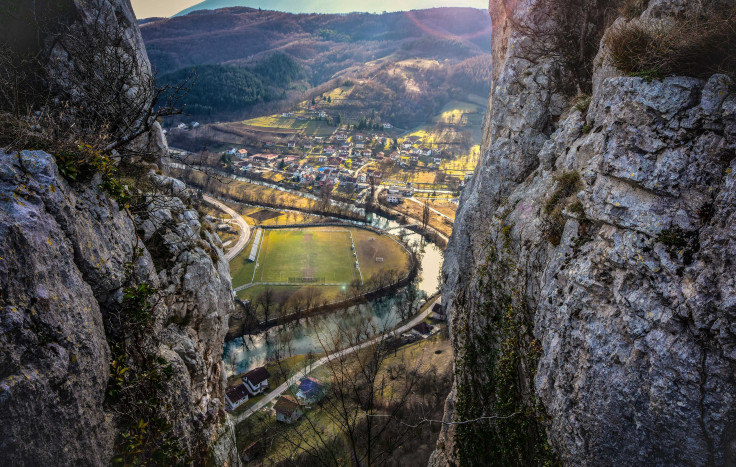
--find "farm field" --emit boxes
[241,115,337,137]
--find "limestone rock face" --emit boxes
[435,0,736,465]
[0,150,239,464]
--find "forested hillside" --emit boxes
[141,7,492,123]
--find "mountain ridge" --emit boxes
[173,0,487,17]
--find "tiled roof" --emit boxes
[274,395,300,416]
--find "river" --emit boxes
[221,213,444,377]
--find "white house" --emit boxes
[191,122,200,128]
[177,123,187,130]
[336,133,348,141]
[274,395,303,423]
[242,367,270,396]
[387,194,402,204]
[383,122,392,129]
[430,301,446,320]
[225,384,249,411]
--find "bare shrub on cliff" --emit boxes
[511,0,622,94]
[0,9,190,159]
[606,5,736,80]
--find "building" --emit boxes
[383,122,392,129]
[336,133,348,141]
[387,194,402,204]
[191,121,200,128]
[274,395,303,423]
[225,384,249,411]
[242,367,270,396]
[240,441,262,463]
[296,377,327,405]
[177,123,187,129]
[287,141,296,148]
[252,154,279,164]
[411,322,433,337]
[430,301,446,320]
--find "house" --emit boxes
[225,384,249,411]
[387,186,401,194]
[358,173,367,183]
[274,395,303,423]
[240,441,262,463]
[363,149,372,157]
[383,122,392,129]
[296,377,327,405]
[319,111,327,118]
[252,154,279,164]
[355,142,365,149]
[402,142,412,149]
[287,141,296,148]
[411,322,433,337]
[387,194,402,204]
[401,188,415,197]
[434,157,443,165]
[323,146,335,155]
[336,133,348,141]
[177,123,187,130]
[281,112,293,117]
[430,301,446,320]
[355,134,364,141]
[242,367,270,396]
[226,148,238,155]
[410,155,419,163]
[191,121,200,128]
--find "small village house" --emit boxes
[430,301,446,320]
[240,441,262,463]
[411,322,433,338]
[295,377,327,405]
[225,384,249,412]
[242,367,270,396]
[274,395,303,423]
[387,193,402,204]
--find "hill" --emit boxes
[141,7,492,123]
[173,0,487,16]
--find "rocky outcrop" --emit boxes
[0,0,240,464]
[435,0,736,465]
[0,150,240,464]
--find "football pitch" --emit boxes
[253,229,359,284]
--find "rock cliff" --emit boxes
[434,0,736,465]
[0,1,239,465]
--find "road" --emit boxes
[231,295,442,424]
[202,194,252,261]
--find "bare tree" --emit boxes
[421,201,431,233]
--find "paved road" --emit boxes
[230,295,442,424]
[202,194,251,261]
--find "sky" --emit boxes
[130,0,489,19]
